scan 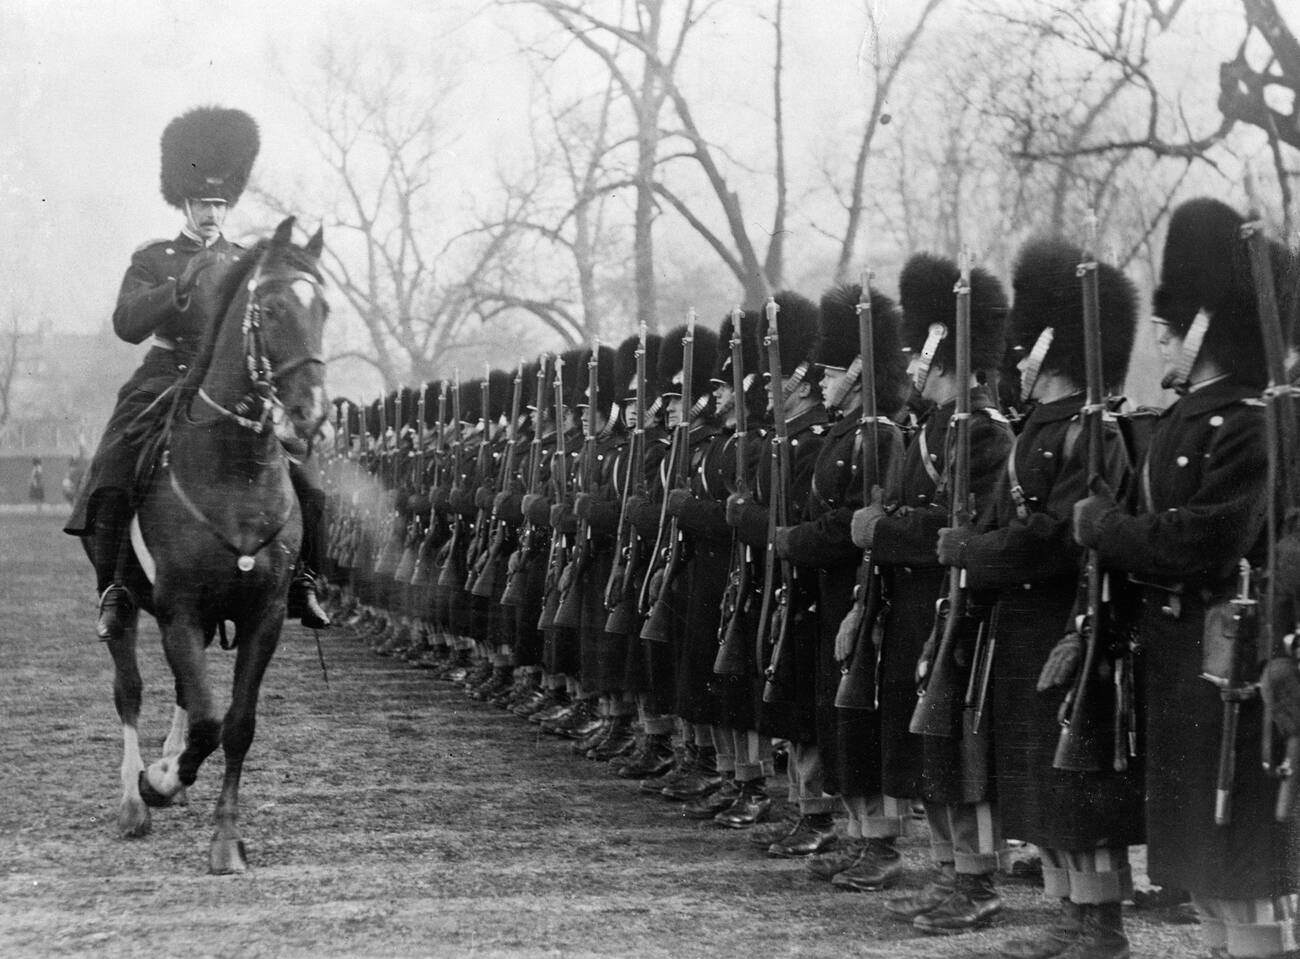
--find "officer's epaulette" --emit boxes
[133,238,172,254]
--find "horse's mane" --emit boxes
[178,236,325,399]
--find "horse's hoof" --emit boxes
[137,770,175,809]
[117,798,152,838]
[208,838,248,875]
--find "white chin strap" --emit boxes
[911,323,949,393]
[1161,310,1210,395]
[1018,327,1055,403]
[823,356,862,411]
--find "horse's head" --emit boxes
[247,217,330,440]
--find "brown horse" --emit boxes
[102,217,329,873]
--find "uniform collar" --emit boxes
[1025,391,1085,426]
[1167,378,1259,418]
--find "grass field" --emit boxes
[0,512,1205,958]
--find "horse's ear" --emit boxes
[272,216,296,245]
[305,226,324,259]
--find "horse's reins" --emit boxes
[173,254,327,573]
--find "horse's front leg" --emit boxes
[210,613,283,875]
[141,620,220,806]
[105,618,150,837]
[160,705,188,806]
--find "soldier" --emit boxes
[852,253,1012,932]
[775,281,909,886]
[940,237,1144,958]
[727,291,839,857]
[1073,198,1300,959]
[66,105,330,638]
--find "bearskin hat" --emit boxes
[417,380,450,429]
[899,253,1008,374]
[613,334,640,401]
[160,106,260,209]
[714,309,762,383]
[363,398,382,439]
[657,324,720,403]
[1007,238,1138,392]
[1153,197,1297,387]
[487,367,516,421]
[575,343,618,414]
[455,377,483,425]
[553,348,585,418]
[819,283,909,415]
[758,291,822,384]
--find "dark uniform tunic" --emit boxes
[1089,380,1295,900]
[962,394,1144,850]
[871,389,1013,803]
[733,405,829,744]
[67,233,240,535]
[574,427,629,693]
[781,413,905,797]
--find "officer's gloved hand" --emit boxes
[725,492,750,528]
[1262,657,1300,739]
[1073,477,1117,548]
[936,526,976,567]
[850,486,888,549]
[522,493,551,526]
[174,248,223,309]
[1037,632,1084,692]
[665,488,692,519]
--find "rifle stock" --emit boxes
[761,296,797,705]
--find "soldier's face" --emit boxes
[185,198,228,241]
[666,396,684,428]
[1152,320,1183,382]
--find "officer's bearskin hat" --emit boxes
[899,253,1008,374]
[758,291,822,391]
[575,343,618,416]
[487,367,516,421]
[657,323,720,405]
[1007,238,1137,393]
[819,283,908,415]
[1153,197,1297,388]
[160,106,260,209]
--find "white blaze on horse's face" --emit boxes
[290,279,317,309]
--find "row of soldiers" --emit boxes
[318,197,1300,959]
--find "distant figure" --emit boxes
[28,457,45,512]
[63,453,87,504]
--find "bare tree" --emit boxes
[0,310,23,431]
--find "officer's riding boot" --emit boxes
[289,489,332,629]
[93,490,135,642]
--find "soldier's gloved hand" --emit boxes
[936,526,976,567]
[1036,631,1084,692]
[772,525,794,559]
[430,486,451,510]
[492,491,512,514]
[665,488,693,518]
[850,486,887,549]
[834,606,863,662]
[1275,531,1300,600]
[407,492,430,514]
[573,492,593,519]
[474,485,493,510]
[549,503,571,528]
[1262,657,1300,739]
[725,492,750,528]
[522,493,552,526]
[1073,477,1117,548]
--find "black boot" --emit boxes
[912,871,1002,934]
[1055,903,1129,959]
[291,486,333,629]
[289,572,332,629]
[91,490,134,641]
[996,899,1084,958]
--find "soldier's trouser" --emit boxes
[924,800,1003,875]
[863,794,910,840]
[1191,894,1298,957]
[1038,845,1131,905]
[711,725,736,776]
[92,488,133,592]
[731,729,773,783]
[788,742,839,816]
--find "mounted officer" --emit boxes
[66,105,331,639]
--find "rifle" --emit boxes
[436,372,467,591]
[640,314,696,642]
[909,251,976,738]
[373,390,403,578]
[537,355,571,631]
[394,385,428,586]
[761,296,797,704]
[501,358,549,607]
[411,383,449,590]
[1053,214,1132,772]
[836,272,891,710]
[715,307,755,676]
[464,369,494,586]
[1243,215,1300,820]
[554,344,601,629]
[605,326,648,635]
[470,361,524,597]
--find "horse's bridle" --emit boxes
[197,257,326,434]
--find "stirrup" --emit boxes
[96,584,135,641]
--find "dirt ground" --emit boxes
[0,512,1206,958]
